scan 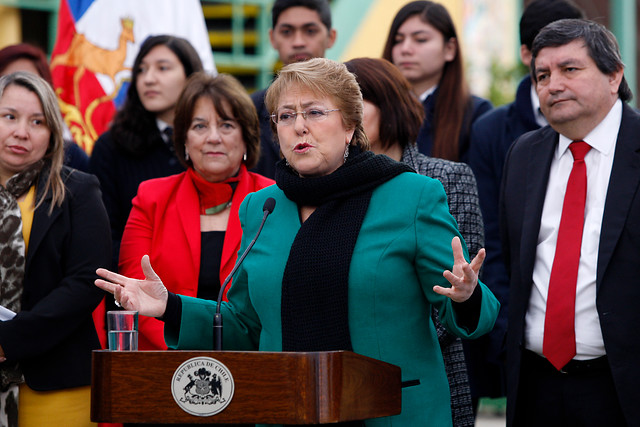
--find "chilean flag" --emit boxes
[51,0,215,154]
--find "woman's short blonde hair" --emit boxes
[265,58,369,150]
[0,71,65,210]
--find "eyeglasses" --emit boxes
[271,108,340,126]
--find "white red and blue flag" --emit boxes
[51,0,215,154]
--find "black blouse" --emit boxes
[197,230,225,301]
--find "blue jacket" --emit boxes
[465,76,540,398]
[417,87,492,163]
[63,140,89,172]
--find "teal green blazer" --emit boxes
[166,172,499,427]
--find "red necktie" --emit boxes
[543,140,591,371]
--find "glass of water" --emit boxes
[107,310,138,351]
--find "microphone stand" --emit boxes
[213,198,275,350]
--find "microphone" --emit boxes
[213,197,276,350]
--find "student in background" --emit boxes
[250,0,336,178]
[90,35,204,271]
[382,1,492,163]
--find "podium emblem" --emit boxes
[171,357,235,417]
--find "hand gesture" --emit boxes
[95,255,169,317]
[434,236,485,303]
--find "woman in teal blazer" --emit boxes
[97,59,499,427]
[169,175,498,426]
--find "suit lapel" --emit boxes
[176,175,202,279]
[25,174,61,270]
[220,166,250,281]
[520,127,557,287]
[596,104,640,286]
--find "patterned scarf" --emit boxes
[0,160,43,425]
[276,145,413,353]
[186,167,240,215]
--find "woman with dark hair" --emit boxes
[0,43,89,172]
[90,35,204,271]
[382,1,492,162]
[0,44,52,83]
[0,72,110,425]
[118,72,273,351]
[346,57,483,426]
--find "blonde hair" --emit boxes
[265,58,369,150]
[0,71,66,211]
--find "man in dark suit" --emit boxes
[466,0,584,407]
[501,19,638,426]
[250,0,336,178]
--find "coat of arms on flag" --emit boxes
[51,0,215,154]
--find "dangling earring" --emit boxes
[343,143,350,163]
[185,149,190,161]
[243,152,247,162]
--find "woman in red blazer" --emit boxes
[118,72,274,350]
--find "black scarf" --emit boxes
[277,145,414,352]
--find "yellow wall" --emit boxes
[0,7,22,47]
[341,0,463,61]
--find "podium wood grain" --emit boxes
[91,350,401,424]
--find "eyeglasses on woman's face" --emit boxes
[271,108,340,126]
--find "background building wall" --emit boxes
[0,0,635,106]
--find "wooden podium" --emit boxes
[91,350,401,424]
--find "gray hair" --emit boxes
[265,58,369,150]
[531,19,632,102]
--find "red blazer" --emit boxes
[118,165,274,349]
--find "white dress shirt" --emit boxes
[525,99,622,360]
[419,85,437,102]
[156,118,172,142]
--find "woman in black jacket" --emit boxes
[0,71,110,426]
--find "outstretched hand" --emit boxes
[434,236,485,303]
[95,255,169,318]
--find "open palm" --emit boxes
[95,255,169,317]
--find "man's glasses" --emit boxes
[271,108,340,126]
